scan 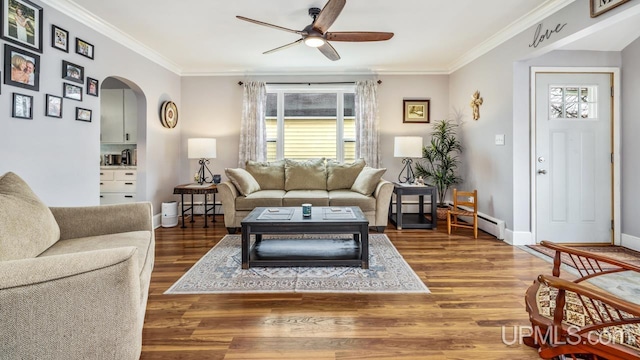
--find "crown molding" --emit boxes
[448,0,575,73]
[40,0,182,75]
[181,69,450,77]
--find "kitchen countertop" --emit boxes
[100,166,137,170]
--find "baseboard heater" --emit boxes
[446,201,506,239]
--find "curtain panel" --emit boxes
[355,80,380,168]
[239,81,267,167]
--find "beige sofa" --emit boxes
[0,172,154,360]
[219,158,394,233]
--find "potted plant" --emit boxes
[415,119,463,219]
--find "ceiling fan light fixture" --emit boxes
[304,36,325,48]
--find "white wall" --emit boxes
[0,1,181,215]
[179,74,449,186]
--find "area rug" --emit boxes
[526,244,640,269]
[165,234,429,294]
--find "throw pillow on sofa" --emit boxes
[351,167,387,196]
[284,158,326,191]
[245,160,285,190]
[326,158,366,191]
[0,172,60,261]
[225,168,261,196]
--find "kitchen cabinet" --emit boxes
[100,168,137,205]
[100,89,137,144]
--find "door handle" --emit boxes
[538,169,547,175]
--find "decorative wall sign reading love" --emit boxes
[529,22,568,49]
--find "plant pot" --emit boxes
[436,205,449,220]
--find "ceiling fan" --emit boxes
[236,0,394,61]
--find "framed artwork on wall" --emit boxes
[3,44,39,91]
[86,77,98,96]
[51,24,68,52]
[63,82,82,101]
[75,107,91,122]
[1,0,43,53]
[62,60,83,84]
[402,99,430,123]
[75,38,94,59]
[12,92,32,119]
[46,94,62,118]
[590,0,630,17]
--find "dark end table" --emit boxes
[388,182,437,230]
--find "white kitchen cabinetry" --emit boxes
[100,89,137,144]
[100,168,137,205]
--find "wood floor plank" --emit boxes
[141,215,549,359]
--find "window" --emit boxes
[265,85,356,162]
[549,85,598,119]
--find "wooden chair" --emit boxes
[446,189,478,238]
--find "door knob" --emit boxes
[537,169,547,174]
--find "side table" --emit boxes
[388,183,437,230]
[173,184,218,228]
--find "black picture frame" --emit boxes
[403,99,430,123]
[3,44,39,91]
[63,82,82,101]
[51,24,68,52]
[86,77,98,96]
[12,92,32,119]
[75,107,91,122]
[45,94,62,118]
[75,37,94,59]
[62,60,83,84]
[1,0,43,53]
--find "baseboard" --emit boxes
[621,233,640,252]
[153,213,161,229]
[505,230,534,245]
[445,201,506,240]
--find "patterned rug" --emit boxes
[165,234,429,294]
[526,245,640,269]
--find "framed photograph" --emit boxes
[403,99,430,123]
[51,24,68,52]
[63,82,82,101]
[590,0,630,17]
[86,77,98,96]
[12,92,32,119]
[62,60,83,84]
[1,0,43,53]
[3,44,39,91]
[75,107,91,122]
[45,94,62,118]
[75,37,94,59]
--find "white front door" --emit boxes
[535,73,612,244]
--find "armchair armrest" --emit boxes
[50,202,152,241]
[0,248,143,359]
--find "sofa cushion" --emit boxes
[245,160,285,190]
[0,172,60,261]
[326,158,366,191]
[328,190,376,212]
[225,168,261,196]
[284,158,326,191]
[283,190,330,206]
[235,190,286,211]
[351,167,387,195]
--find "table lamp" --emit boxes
[394,136,423,184]
[188,138,217,184]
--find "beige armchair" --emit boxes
[0,172,154,360]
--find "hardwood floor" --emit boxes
[143,215,549,359]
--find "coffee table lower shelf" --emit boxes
[249,238,363,268]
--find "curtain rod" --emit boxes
[237,80,382,86]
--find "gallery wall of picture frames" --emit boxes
[1,0,97,122]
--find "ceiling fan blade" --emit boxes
[312,0,346,34]
[236,16,304,35]
[263,39,303,54]
[326,31,394,42]
[318,41,340,61]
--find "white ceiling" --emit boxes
[46,0,594,75]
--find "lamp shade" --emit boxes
[188,138,217,159]
[394,136,423,158]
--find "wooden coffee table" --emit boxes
[240,206,369,269]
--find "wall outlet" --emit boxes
[495,134,505,146]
